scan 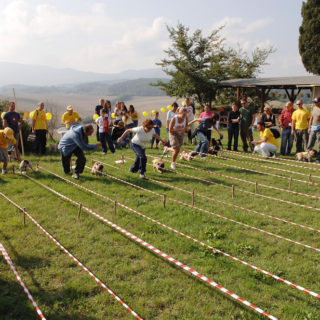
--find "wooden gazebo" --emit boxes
[220,76,320,112]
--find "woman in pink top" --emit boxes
[200,105,214,141]
[163,106,188,169]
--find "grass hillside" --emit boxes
[1,132,320,319]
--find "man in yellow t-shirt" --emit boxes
[291,100,311,152]
[0,127,21,174]
[252,121,278,158]
[61,105,81,129]
[31,101,47,154]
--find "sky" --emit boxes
[0,0,310,77]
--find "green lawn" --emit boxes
[1,133,320,320]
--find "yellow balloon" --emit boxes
[151,109,156,115]
[1,112,6,119]
[29,111,35,119]
[111,112,116,119]
[167,105,173,111]
[93,114,99,120]
[142,111,148,117]
[46,113,52,120]
[182,101,186,106]
[161,108,166,113]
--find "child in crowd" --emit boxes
[151,111,162,149]
[95,109,115,155]
[111,120,127,149]
[117,119,166,179]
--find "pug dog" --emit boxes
[179,150,194,161]
[152,158,165,173]
[91,162,104,175]
[19,160,33,173]
[296,150,317,162]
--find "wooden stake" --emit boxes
[163,194,166,208]
[232,185,235,199]
[255,181,258,193]
[309,173,312,182]
[192,189,195,207]
[77,203,82,220]
[23,207,26,226]
[12,165,15,174]
[288,176,292,189]
[114,201,117,215]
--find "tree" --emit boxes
[152,23,273,107]
[299,0,320,75]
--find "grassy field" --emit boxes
[1,131,320,320]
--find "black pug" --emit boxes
[207,138,223,156]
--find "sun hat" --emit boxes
[67,105,73,111]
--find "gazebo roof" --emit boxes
[220,76,320,89]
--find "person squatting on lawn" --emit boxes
[117,119,166,179]
[307,97,320,163]
[31,101,48,155]
[291,99,311,153]
[189,113,223,158]
[95,108,115,155]
[58,124,101,179]
[252,121,279,158]
[163,106,188,170]
[279,101,294,156]
[0,127,21,174]
[227,103,240,151]
[239,98,256,152]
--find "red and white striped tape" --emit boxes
[223,149,320,172]
[188,149,320,186]
[21,174,278,319]
[0,192,143,320]
[40,165,320,300]
[0,242,46,320]
[146,155,320,212]
[98,160,320,234]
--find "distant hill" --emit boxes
[0,61,167,86]
[0,78,168,98]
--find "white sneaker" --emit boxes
[163,146,168,156]
[2,169,7,174]
[139,174,146,179]
[72,173,79,179]
[170,162,176,170]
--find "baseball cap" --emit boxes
[313,97,320,103]
[67,105,73,111]
[3,127,14,140]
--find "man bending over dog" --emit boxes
[58,124,101,179]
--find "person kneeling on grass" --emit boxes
[58,124,101,179]
[252,121,278,158]
[117,119,166,179]
[0,127,21,174]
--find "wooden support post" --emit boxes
[23,208,26,226]
[232,185,235,199]
[163,194,166,208]
[12,165,15,174]
[309,174,312,182]
[255,181,258,193]
[114,201,117,215]
[192,189,195,207]
[78,203,82,220]
[288,176,292,189]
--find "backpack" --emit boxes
[269,126,280,139]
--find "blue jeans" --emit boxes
[280,128,294,155]
[130,142,147,174]
[195,131,209,157]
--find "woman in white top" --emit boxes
[163,106,188,169]
[118,119,166,179]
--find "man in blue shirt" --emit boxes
[151,111,162,149]
[3,102,21,145]
[58,124,100,179]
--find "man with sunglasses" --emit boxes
[291,100,311,153]
[239,98,255,152]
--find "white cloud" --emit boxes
[0,0,171,72]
